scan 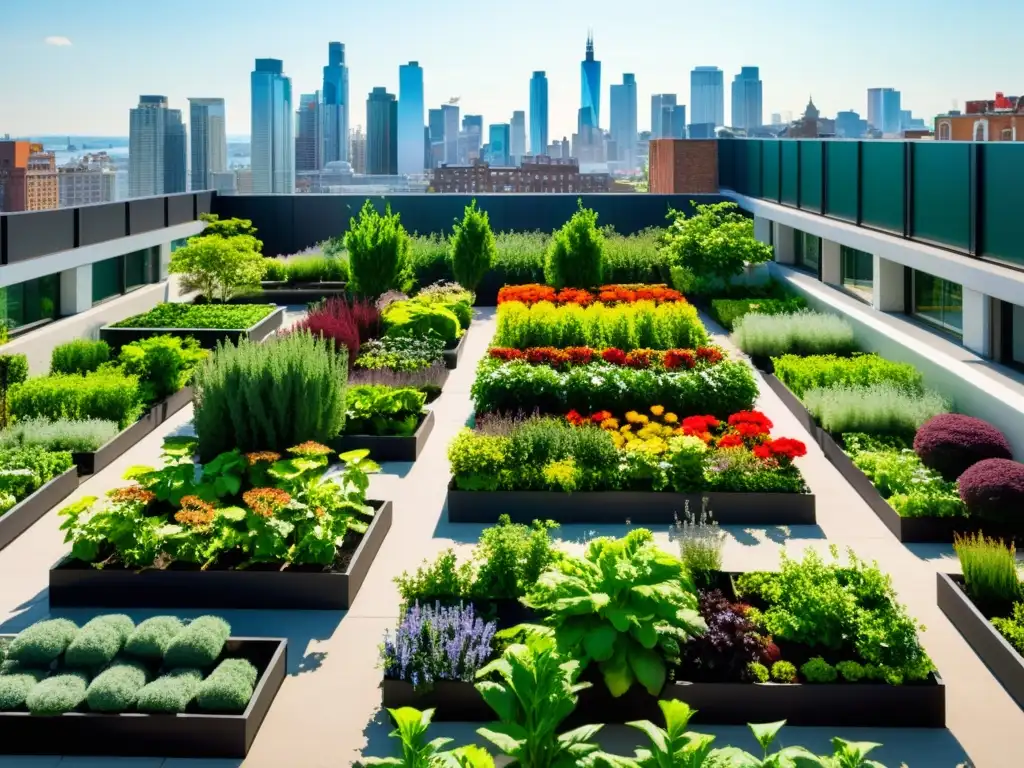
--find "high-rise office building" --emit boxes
[350,126,366,174]
[835,110,867,139]
[690,66,724,127]
[770,112,782,125]
[0,141,58,211]
[129,95,186,198]
[730,67,763,131]
[188,98,227,191]
[250,59,294,194]
[650,94,676,138]
[295,92,323,172]
[609,74,637,167]
[462,114,483,164]
[428,108,444,168]
[398,61,425,175]
[882,89,902,134]
[488,124,510,165]
[442,103,460,165]
[530,71,549,155]
[579,32,601,131]
[58,152,117,207]
[366,87,398,175]
[322,42,349,164]
[665,105,686,139]
[510,111,526,163]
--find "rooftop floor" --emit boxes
[0,308,1019,767]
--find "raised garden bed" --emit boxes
[0,467,79,553]
[760,372,820,442]
[443,325,470,370]
[225,281,350,305]
[48,500,392,610]
[100,307,285,350]
[818,429,1010,543]
[329,409,435,463]
[0,636,286,758]
[72,387,194,476]
[446,480,815,525]
[937,572,1024,710]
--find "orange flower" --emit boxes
[109,486,156,505]
[175,495,216,527]
[243,487,292,517]
[288,441,333,458]
[245,451,281,466]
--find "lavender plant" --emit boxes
[380,602,496,690]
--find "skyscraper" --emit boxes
[366,87,398,175]
[882,89,902,134]
[322,42,349,164]
[129,95,187,198]
[188,98,227,191]
[510,111,526,163]
[866,88,885,131]
[609,74,637,168]
[442,103,460,165]
[250,59,294,194]
[530,71,549,155]
[398,61,425,175]
[650,94,676,138]
[295,92,322,172]
[462,114,483,163]
[579,32,601,131]
[690,66,724,127]
[730,67,763,131]
[488,124,510,166]
[428,108,444,168]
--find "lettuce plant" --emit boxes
[521,528,705,697]
[344,385,426,437]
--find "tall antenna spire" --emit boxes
[586,29,594,57]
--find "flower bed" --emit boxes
[102,304,284,349]
[497,283,685,306]
[0,616,285,758]
[0,466,79,553]
[49,439,393,610]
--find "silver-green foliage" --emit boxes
[803,384,949,438]
[193,331,347,460]
[0,417,120,452]
[164,616,231,668]
[135,668,204,713]
[196,658,258,712]
[26,671,89,715]
[64,615,135,670]
[0,669,47,711]
[85,659,149,713]
[731,311,857,358]
[6,618,79,666]
[124,616,185,660]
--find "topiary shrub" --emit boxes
[449,200,496,292]
[914,413,1013,481]
[836,660,865,682]
[26,671,89,715]
[544,201,605,289]
[6,618,78,666]
[800,657,837,683]
[196,658,259,712]
[382,301,461,346]
[135,668,204,713]
[85,659,149,712]
[164,616,231,668]
[64,615,134,670]
[345,200,411,299]
[770,660,797,683]
[124,616,185,660]
[0,670,47,711]
[958,459,1024,523]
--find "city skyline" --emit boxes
[2,0,1013,138]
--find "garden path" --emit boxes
[0,308,1020,767]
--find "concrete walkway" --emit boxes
[0,307,1019,767]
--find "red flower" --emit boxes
[734,422,770,439]
[591,410,613,424]
[601,348,627,366]
[663,349,696,370]
[625,349,655,369]
[681,415,720,443]
[564,346,595,365]
[728,411,774,431]
[556,288,596,306]
[497,284,557,305]
[753,444,773,460]
[695,346,724,365]
[717,434,744,449]
[566,410,585,426]
[767,438,808,460]
[489,347,525,361]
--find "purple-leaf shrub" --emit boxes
[380,601,496,689]
[680,589,771,682]
[914,414,1013,481]
[293,298,381,366]
[958,458,1024,523]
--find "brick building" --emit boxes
[935,93,1024,141]
[430,156,612,193]
[647,139,718,193]
[0,141,59,212]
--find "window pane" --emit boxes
[841,246,873,297]
[913,270,963,336]
[0,276,59,331]
[801,233,821,275]
[124,248,146,290]
[93,256,123,304]
[943,280,963,333]
[1012,304,1024,366]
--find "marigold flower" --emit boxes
[600,417,620,430]
[564,347,595,365]
[243,487,292,517]
[590,410,613,424]
[489,347,525,361]
[624,349,655,369]
[245,451,281,466]
[175,495,216,527]
[566,410,585,426]
[663,349,696,370]
[663,413,679,425]
[625,410,642,424]
[650,405,665,416]
[108,486,156,505]
[601,348,627,366]
[288,441,333,458]
[696,346,724,364]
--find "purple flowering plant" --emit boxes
[380,601,497,689]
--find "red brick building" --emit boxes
[935,93,1024,141]
[0,141,59,212]
[647,139,718,193]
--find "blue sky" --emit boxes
[2,0,1020,137]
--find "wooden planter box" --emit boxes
[73,387,194,476]
[329,409,435,463]
[446,481,815,525]
[937,572,1024,710]
[100,307,285,350]
[48,500,392,610]
[818,429,1009,543]
[0,637,286,758]
[443,325,470,370]
[0,468,79,553]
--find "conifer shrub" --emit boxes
[345,200,411,299]
[544,201,605,289]
[85,660,149,713]
[164,616,231,668]
[449,200,496,292]
[124,616,185,660]
[6,618,78,666]
[135,668,204,713]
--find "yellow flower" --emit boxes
[625,410,642,424]
[601,417,620,430]
[650,405,665,416]
[635,414,649,425]
[620,424,633,433]
[663,413,679,425]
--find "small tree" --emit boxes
[345,200,410,299]
[543,200,605,289]
[448,200,495,293]
[169,234,267,302]
[199,213,262,246]
[660,202,772,290]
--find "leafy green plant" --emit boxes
[954,532,1020,611]
[355,336,445,372]
[170,232,267,302]
[711,297,806,330]
[521,528,706,696]
[358,707,494,768]
[384,301,462,345]
[164,615,231,668]
[347,201,412,298]
[0,353,29,429]
[135,668,204,713]
[395,549,476,605]
[199,213,262,243]
[10,370,143,428]
[800,657,838,683]
[344,385,426,437]
[50,339,111,375]
[0,417,118,452]
[773,354,923,399]
[0,670,47,711]
[449,200,496,292]
[64,614,134,669]
[992,603,1024,655]
[193,331,347,459]
[770,660,798,683]
[125,616,185,659]
[731,311,857,358]
[473,515,561,601]
[804,384,949,441]
[112,303,275,330]
[601,228,671,285]
[6,618,79,665]
[0,445,74,510]
[116,335,208,402]
[544,201,605,289]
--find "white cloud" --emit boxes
[44,36,72,46]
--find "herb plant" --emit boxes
[804,384,948,440]
[954,532,1020,611]
[0,417,119,453]
[112,303,275,330]
[355,336,445,372]
[50,339,111,375]
[116,335,208,402]
[772,354,923,399]
[731,311,857,358]
[10,370,144,429]
[711,296,806,330]
[344,385,426,437]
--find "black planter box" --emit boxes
[0,468,79,553]
[73,387,194,476]
[48,500,393,610]
[760,373,820,443]
[100,307,285,350]
[329,409,435,463]
[818,429,1011,543]
[226,282,350,305]
[937,572,1024,710]
[0,637,286,758]
[446,481,815,525]
[443,325,470,370]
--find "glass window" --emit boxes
[124,247,157,291]
[170,237,190,252]
[0,274,59,332]
[912,271,963,336]
[794,230,821,276]
[841,246,873,299]
[93,256,123,304]
[1012,304,1024,369]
